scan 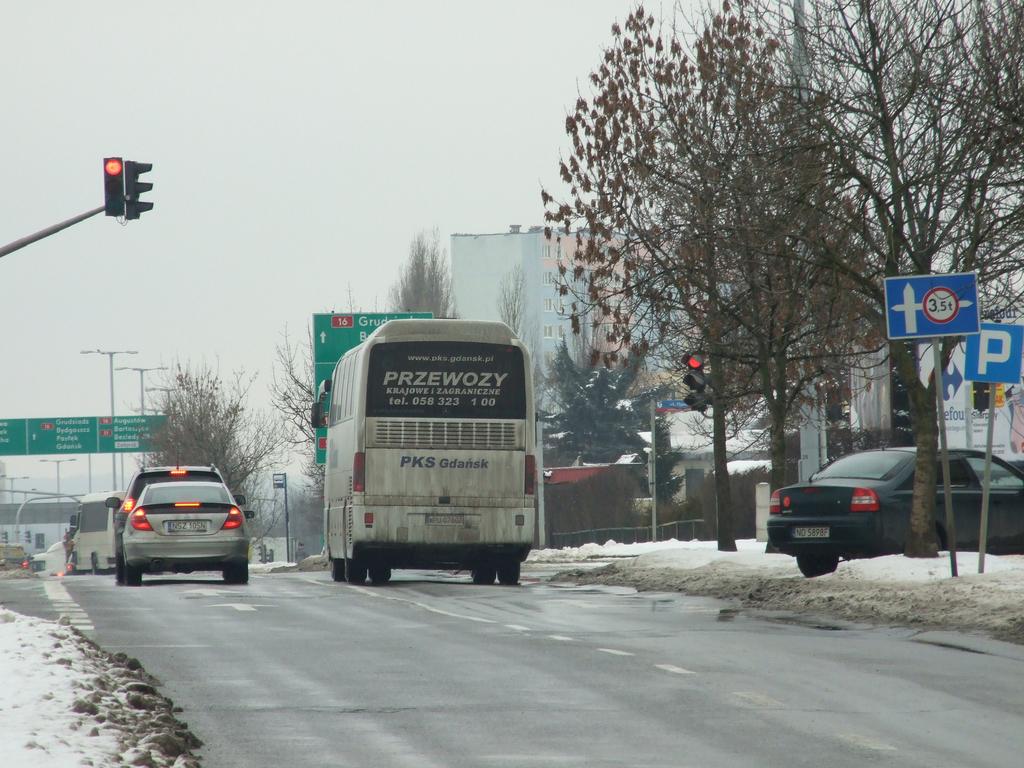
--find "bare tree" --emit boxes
[544,2,862,548]
[388,229,457,318]
[497,263,527,336]
[269,326,324,496]
[786,0,1024,557]
[146,363,286,500]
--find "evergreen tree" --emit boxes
[544,341,646,465]
[652,412,684,503]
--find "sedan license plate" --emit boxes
[792,526,829,539]
[166,520,209,533]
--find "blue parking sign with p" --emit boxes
[964,323,1024,384]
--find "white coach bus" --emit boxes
[312,319,535,586]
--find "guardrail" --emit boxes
[549,519,705,549]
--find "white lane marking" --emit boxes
[505,624,531,632]
[732,691,784,708]
[548,635,574,642]
[104,644,212,649]
[44,580,93,631]
[346,584,498,624]
[206,603,274,612]
[597,648,634,657]
[837,733,898,752]
[655,664,695,675]
[182,588,236,597]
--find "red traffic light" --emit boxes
[104,158,123,176]
[685,354,703,370]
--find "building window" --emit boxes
[543,271,555,285]
[544,325,555,338]
[35,533,44,550]
[558,325,565,337]
[544,298,554,312]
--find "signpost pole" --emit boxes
[933,339,959,577]
[650,399,657,542]
[978,400,996,573]
[284,475,291,563]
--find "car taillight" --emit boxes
[769,490,781,514]
[353,451,365,493]
[130,508,153,531]
[221,507,244,530]
[123,498,136,512]
[525,455,536,495]
[850,487,880,512]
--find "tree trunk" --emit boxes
[710,353,736,551]
[892,341,939,557]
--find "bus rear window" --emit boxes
[367,341,526,419]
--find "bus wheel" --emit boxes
[472,565,496,585]
[346,559,368,584]
[497,561,520,586]
[330,557,346,582]
[369,565,392,585]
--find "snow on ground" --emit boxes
[0,572,202,768]
[4,540,1024,766]
[529,538,1024,644]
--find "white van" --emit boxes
[70,491,123,574]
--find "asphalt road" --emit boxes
[4,567,1024,767]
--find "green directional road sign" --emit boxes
[0,415,167,456]
[312,312,432,463]
[0,419,29,456]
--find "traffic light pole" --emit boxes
[0,206,105,260]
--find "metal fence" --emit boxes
[549,519,705,549]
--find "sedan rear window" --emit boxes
[814,451,911,481]
[143,484,231,505]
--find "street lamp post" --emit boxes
[39,458,77,498]
[117,365,167,490]
[116,365,168,416]
[81,349,138,489]
[0,474,29,505]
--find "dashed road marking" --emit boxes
[732,691,784,708]
[43,579,93,631]
[346,584,498,624]
[548,635,574,642]
[505,624,531,631]
[597,648,634,656]
[836,733,897,752]
[655,664,695,675]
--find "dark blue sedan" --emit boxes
[767,447,1024,577]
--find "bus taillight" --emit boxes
[524,455,536,495]
[353,452,365,493]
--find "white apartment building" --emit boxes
[451,225,576,370]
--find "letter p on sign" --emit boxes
[965,323,1024,384]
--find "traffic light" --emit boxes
[24,530,31,544]
[682,353,709,413]
[124,161,154,220]
[2,531,8,544]
[103,157,125,216]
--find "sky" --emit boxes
[0,0,678,494]
[5,537,1024,765]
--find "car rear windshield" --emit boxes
[143,484,231,505]
[814,451,911,481]
[129,470,221,498]
[366,341,526,419]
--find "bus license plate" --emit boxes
[426,514,465,526]
[166,520,209,533]
[793,526,829,539]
